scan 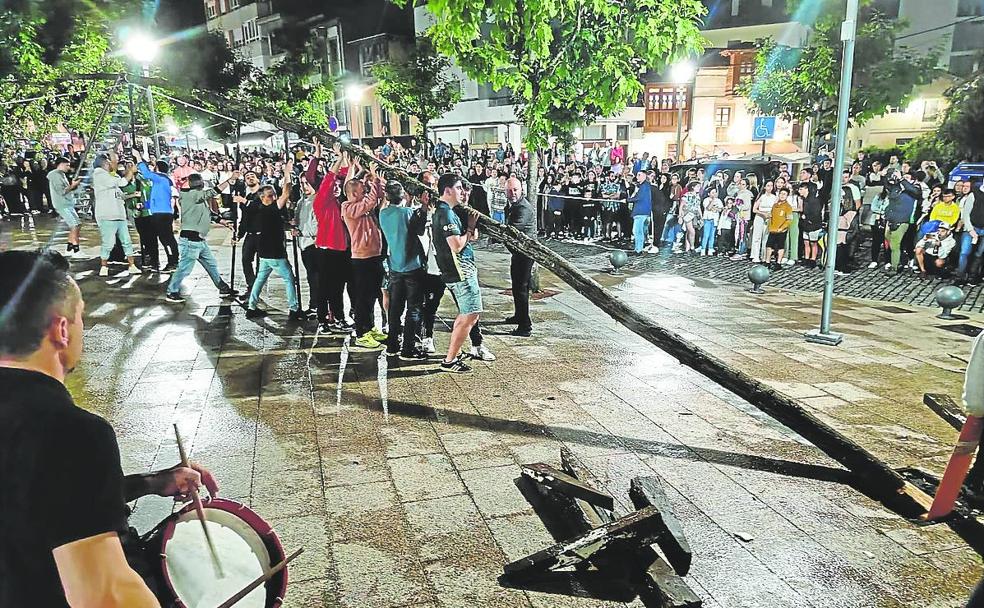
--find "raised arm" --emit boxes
[276,161,293,209]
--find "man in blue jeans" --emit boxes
[627,171,652,254]
[165,172,240,303]
[957,179,984,284]
[244,163,304,322]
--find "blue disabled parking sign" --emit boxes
[753,116,777,141]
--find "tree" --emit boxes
[936,71,984,162]
[372,36,461,155]
[739,0,940,135]
[397,0,706,204]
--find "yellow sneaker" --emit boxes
[369,328,389,342]
[354,333,383,349]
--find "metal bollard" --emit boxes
[936,286,967,320]
[747,264,770,294]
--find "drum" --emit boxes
[156,498,289,608]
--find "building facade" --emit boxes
[202,0,284,69]
[416,0,958,162]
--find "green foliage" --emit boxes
[0,5,127,147]
[739,0,940,131]
[372,36,461,141]
[398,0,706,151]
[937,72,984,162]
[902,133,959,169]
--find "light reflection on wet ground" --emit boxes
[6,217,983,607]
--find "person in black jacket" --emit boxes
[504,177,536,336]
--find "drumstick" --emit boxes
[172,423,224,579]
[215,547,304,608]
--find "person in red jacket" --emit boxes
[341,156,389,349]
[309,142,355,335]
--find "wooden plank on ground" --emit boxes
[502,506,663,579]
[521,462,616,512]
[630,477,693,576]
[639,554,702,608]
[923,392,966,431]
[560,447,616,525]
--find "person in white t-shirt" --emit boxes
[750,180,778,263]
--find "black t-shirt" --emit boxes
[238,189,264,237]
[257,203,288,259]
[0,368,127,607]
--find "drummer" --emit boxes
[0,250,219,607]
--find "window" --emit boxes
[380,108,390,135]
[923,98,942,122]
[644,84,689,133]
[616,124,629,141]
[582,125,605,140]
[470,127,498,145]
[885,105,904,114]
[363,106,374,137]
[359,39,388,77]
[950,54,981,76]
[714,107,732,141]
[895,138,913,146]
[242,19,259,44]
[229,0,239,8]
[205,0,216,19]
[952,21,984,52]
[399,114,410,135]
[957,0,984,17]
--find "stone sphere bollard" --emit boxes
[747,264,770,294]
[609,250,629,275]
[936,285,967,320]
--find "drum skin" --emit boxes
[158,498,289,607]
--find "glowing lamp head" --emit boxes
[345,84,364,103]
[671,61,695,84]
[123,32,160,64]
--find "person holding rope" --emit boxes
[0,250,220,607]
[244,162,305,322]
[164,171,241,303]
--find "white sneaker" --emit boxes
[98,266,109,277]
[128,264,139,275]
[884,263,892,270]
[469,345,496,362]
[783,259,795,266]
[71,250,88,259]
[422,337,436,355]
[751,258,761,263]
[708,248,715,256]
[699,251,706,256]
[648,245,659,254]
[867,262,878,269]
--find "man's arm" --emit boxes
[53,534,160,607]
[276,161,294,209]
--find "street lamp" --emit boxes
[123,31,162,157]
[805,0,860,347]
[345,84,366,144]
[671,61,695,163]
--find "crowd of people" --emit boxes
[1,137,544,374]
[2,137,983,372]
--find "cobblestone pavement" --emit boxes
[542,238,984,314]
[4,215,983,607]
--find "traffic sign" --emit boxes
[753,116,777,141]
[328,116,339,132]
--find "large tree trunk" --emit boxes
[68,73,932,513]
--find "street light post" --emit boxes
[123,32,161,157]
[805,0,860,347]
[671,61,695,163]
[144,66,160,157]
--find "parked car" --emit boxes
[948,162,984,189]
